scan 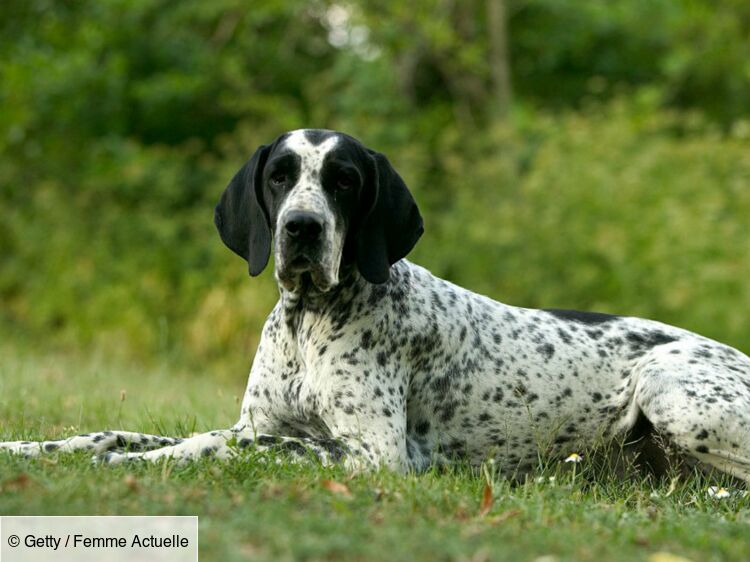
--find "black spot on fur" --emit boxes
[415,420,430,435]
[360,330,374,350]
[557,328,573,344]
[280,440,308,456]
[513,383,528,397]
[586,329,604,340]
[377,351,387,367]
[536,343,555,360]
[257,435,282,446]
[318,438,347,461]
[438,402,457,423]
[626,331,678,349]
[544,309,619,325]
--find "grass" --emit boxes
[1,347,750,562]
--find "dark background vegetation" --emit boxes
[2,0,749,379]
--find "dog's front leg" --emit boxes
[96,428,382,469]
[0,431,184,458]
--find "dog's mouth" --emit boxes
[289,255,313,269]
[277,256,336,294]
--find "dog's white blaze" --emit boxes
[276,130,343,291]
[284,129,339,163]
[280,130,339,215]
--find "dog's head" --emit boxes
[215,129,423,292]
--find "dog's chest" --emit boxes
[273,306,365,432]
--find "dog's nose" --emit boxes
[284,211,324,242]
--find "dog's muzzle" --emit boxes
[277,210,337,292]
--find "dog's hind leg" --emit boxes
[633,340,750,484]
[0,430,184,458]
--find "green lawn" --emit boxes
[1,348,749,562]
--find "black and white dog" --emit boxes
[2,129,749,482]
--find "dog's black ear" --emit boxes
[356,150,423,284]
[214,144,272,276]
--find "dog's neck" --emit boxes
[277,263,394,341]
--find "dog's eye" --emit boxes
[336,175,354,191]
[270,173,287,187]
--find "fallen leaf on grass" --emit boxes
[123,474,139,492]
[479,483,494,516]
[321,479,352,497]
[1,473,32,492]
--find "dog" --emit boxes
[2,128,749,482]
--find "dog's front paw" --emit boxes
[92,451,137,466]
[0,441,42,458]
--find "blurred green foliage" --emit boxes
[1,0,749,375]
